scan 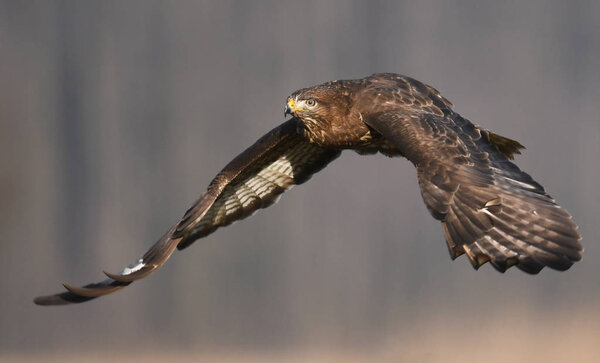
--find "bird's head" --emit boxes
[284,95,318,119]
[284,81,353,132]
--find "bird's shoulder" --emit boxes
[352,73,454,117]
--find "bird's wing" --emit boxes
[174,118,341,248]
[35,118,341,305]
[364,111,582,273]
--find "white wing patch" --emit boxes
[182,139,340,241]
[190,154,297,236]
[121,258,145,275]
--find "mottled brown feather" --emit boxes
[363,110,581,274]
[481,129,525,160]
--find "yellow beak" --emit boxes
[284,98,296,117]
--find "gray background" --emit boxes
[1,1,599,361]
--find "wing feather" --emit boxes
[364,111,582,273]
[176,119,341,246]
[35,118,340,305]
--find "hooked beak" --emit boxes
[284,97,295,117]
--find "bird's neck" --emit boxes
[301,111,375,149]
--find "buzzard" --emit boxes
[35,73,582,305]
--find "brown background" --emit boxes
[1,1,599,362]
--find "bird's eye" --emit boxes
[305,99,316,107]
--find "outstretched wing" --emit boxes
[35,118,341,305]
[364,111,582,273]
[174,119,341,249]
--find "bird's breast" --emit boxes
[300,114,377,150]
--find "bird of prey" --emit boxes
[35,73,582,305]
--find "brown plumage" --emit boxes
[35,73,582,305]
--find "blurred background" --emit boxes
[1,1,599,362]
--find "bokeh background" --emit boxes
[1,1,599,362]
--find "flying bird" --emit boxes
[35,73,582,305]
